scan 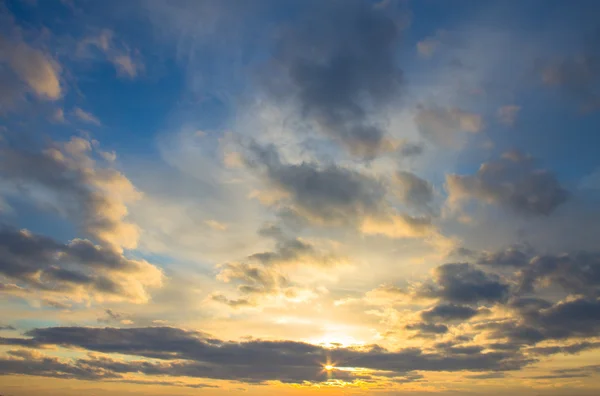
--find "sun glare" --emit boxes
[325,364,334,371]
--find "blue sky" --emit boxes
[1,1,600,395]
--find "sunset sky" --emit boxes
[1,0,600,395]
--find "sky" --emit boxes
[1,0,600,394]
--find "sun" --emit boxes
[325,364,334,371]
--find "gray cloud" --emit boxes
[477,245,533,268]
[0,137,142,249]
[421,304,481,323]
[246,143,385,224]
[0,325,532,384]
[540,31,600,112]
[395,171,434,213]
[518,252,600,297]
[415,107,483,147]
[0,226,162,303]
[482,298,600,346]
[417,263,510,304]
[446,151,568,216]
[266,1,404,158]
[405,322,449,337]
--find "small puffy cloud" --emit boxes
[74,107,101,125]
[51,108,65,123]
[0,227,163,303]
[112,54,139,78]
[78,29,143,79]
[213,227,345,308]
[204,219,228,231]
[416,30,447,58]
[0,136,142,250]
[497,105,521,126]
[417,37,440,58]
[446,151,568,216]
[415,107,483,147]
[0,35,61,106]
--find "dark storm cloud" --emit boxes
[0,226,161,302]
[421,304,481,323]
[0,325,532,383]
[417,263,510,304]
[268,0,404,158]
[446,151,568,216]
[246,143,386,224]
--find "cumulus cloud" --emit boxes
[266,1,404,158]
[0,34,61,108]
[417,263,510,304]
[394,171,434,212]
[0,136,142,250]
[517,252,600,297]
[246,143,434,238]
[415,107,483,147]
[0,226,162,303]
[446,151,568,216]
[212,226,343,308]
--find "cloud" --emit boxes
[405,322,448,337]
[477,245,533,268]
[0,325,532,384]
[74,107,101,125]
[417,263,509,304]
[484,298,600,344]
[246,143,434,238]
[78,29,143,79]
[540,47,600,112]
[0,136,142,249]
[266,1,404,158]
[446,151,568,216]
[0,35,61,107]
[517,252,600,297]
[394,171,434,212]
[497,105,521,126]
[420,304,481,323]
[415,107,483,147]
[246,143,385,224]
[0,226,163,303]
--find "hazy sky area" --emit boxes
[2,0,600,395]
